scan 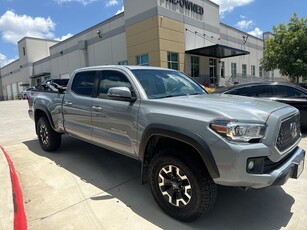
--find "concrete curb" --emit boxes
[0,146,27,230]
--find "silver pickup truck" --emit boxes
[29,65,305,222]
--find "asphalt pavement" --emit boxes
[1,100,307,230]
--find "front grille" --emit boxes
[276,113,300,152]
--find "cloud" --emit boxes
[248,27,263,38]
[235,20,253,29]
[105,0,119,7]
[0,53,17,67]
[55,33,74,41]
[116,6,124,15]
[211,0,254,15]
[0,10,55,44]
[54,0,98,5]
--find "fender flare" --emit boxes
[140,124,220,179]
[34,105,56,134]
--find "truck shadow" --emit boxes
[23,136,294,230]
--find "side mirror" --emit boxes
[107,87,136,101]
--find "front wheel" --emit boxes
[148,151,217,222]
[37,117,61,152]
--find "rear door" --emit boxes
[91,70,140,157]
[63,70,97,141]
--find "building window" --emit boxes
[231,63,237,77]
[242,64,247,77]
[191,56,199,77]
[259,66,263,77]
[35,78,42,86]
[167,52,179,70]
[221,61,225,78]
[271,71,274,79]
[23,47,26,56]
[251,65,255,76]
[118,60,128,65]
[136,54,149,66]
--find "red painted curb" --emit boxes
[1,146,27,230]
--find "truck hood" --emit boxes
[159,94,290,123]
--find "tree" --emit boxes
[261,13,307,83]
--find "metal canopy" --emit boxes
[186,44,250,58]
[19,83,30,86]
[31,72,50,78]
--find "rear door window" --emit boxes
[272,85,306,98]
[71,71,96,97]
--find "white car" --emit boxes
[20,87,35,99]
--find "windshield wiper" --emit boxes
[153,92,205,99]
[189,92,205,95]
[154,94,188,99]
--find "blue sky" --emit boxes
[0,0,306,67]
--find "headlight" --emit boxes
[210,121,266,142]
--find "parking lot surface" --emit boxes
[1,100,307,230]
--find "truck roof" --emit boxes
[74,65,177,72]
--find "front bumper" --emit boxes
[271,148,305,186]
[211,139,305,189]
[28,108,34,120]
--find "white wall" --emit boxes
[219,24,264,79]
[124,0,157,21]
[47,15,127,78]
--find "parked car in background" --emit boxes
[214,82,307,128]
[18,87,36,99]
[299,82,307,90]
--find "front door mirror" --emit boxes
[107,87,136,101]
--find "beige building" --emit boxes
[0,0,283,100]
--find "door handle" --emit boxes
[64,101,72,106]
[92,105,103,112]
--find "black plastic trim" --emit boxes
[139,124,220,179]
[272,149,305,186]
[34,105,55,133]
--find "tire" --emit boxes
[37,117,61,152]
[148,149,217,222]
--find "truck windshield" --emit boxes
[131,69,206,99]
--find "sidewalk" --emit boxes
[0,146,26,230]
[0,146,14,230]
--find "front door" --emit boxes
[91,70,139,157]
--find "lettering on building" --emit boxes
[166,0,204,15]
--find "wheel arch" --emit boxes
[140,124,220,183]
[34,106,55,134]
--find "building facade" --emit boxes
[0,0,283,101]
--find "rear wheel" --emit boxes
[148,149,217,222]
[37,117,61,152]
